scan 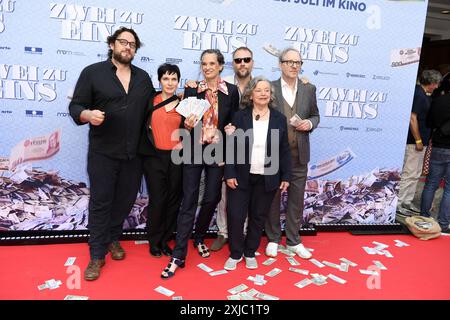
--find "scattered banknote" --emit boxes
[247,276,267,286]
[372,241,389,250]
[278,248,296,257]
[262,258,277,266]
[45,279,62,290]
[295,278,313,288]
[172,296,183,300]
[286,256,300,266]
[327,273,347,284]
[134,240,149,245]
[373,260,387,270]
[154,286,175,297]
[197,263,214,273]
[255,292,279,300]
[266,268,282,277]
[64,257,76,267]
[209,270,228,276]
[339,258,357,267]
[238,292,258,300]
[359,269,379,276]
[362,246,377,255]
[382,250,394,258]
[245,289,260,297]
[322,261,341,270]
[394,240,410,247]
[289,267,309,275]
[37,284,48,291]
[309,259,326,268]
[64,295,89,300]
[311,273,328,286]
[339,263,349,272]
[227,295,241,300]
[228,284,248,295]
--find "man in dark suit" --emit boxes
[265,48,320,259]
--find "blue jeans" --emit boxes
[420,147,450,229]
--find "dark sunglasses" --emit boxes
[233,57,252,64]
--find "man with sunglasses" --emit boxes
[265,48,320,260]
[69,27,154,281]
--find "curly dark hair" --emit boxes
[107,27,142,59]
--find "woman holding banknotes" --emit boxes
[161,49,239,279]
[223,76,291,271]
[138,63,183,258]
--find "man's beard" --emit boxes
[236,68,251,79]
[113,51,133,64]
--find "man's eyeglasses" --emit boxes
[233,57,252,64]
[116,38,137,49]
[281,60,303,67]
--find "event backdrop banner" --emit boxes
[0,0,428,232]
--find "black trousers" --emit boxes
[143,152,182,248]
[227,174,276,259]
[87,152,143,260]
[172,163,223,260]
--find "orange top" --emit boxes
[150,94,181,150]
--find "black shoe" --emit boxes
[161,257,185,279]
[161,244,173,256]
[149,245,162,257]
[441,227,450,235]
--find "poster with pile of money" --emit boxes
[0,0,428,236]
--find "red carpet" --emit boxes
[0,232,449,300]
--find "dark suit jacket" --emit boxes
[224,107,291,192]
[183,81,240,163]
[271,79,320,165]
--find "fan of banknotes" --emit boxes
[175,97,211,124]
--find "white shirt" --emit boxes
[250,119,269,174]
[281,77,298,108]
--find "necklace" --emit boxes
[253,108,269,121]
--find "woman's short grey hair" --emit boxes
[241,76,276,108]
[420,70,442,85]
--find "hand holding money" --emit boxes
[295,120,312,132]
[184,114,198,130]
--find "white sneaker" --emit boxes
[265,242,278,257]
[286,243,312,259]
[224,257,242,271]
[244,257,258,269]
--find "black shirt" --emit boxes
[69,60,154,159]
[407,85,432,146]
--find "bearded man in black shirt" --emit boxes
[69,27,154,281]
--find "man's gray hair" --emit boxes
[278,47,301,63]
[420,69,442,85]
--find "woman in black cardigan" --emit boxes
[224,76,291,271]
